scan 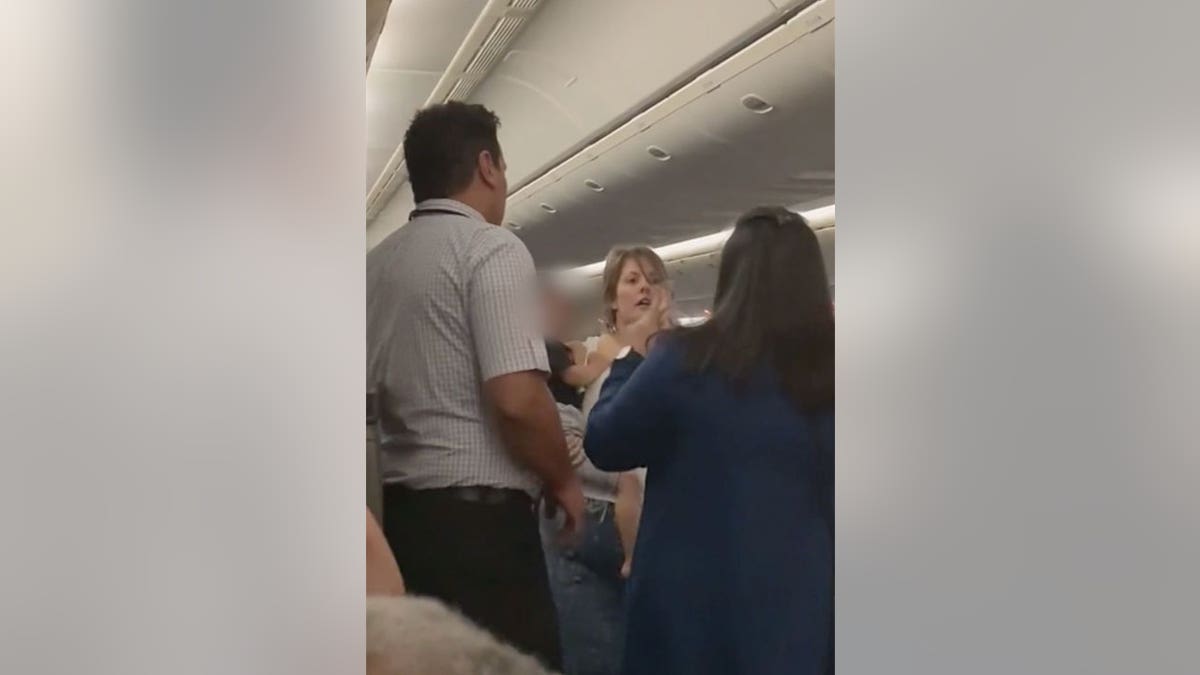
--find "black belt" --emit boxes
[385,483,532,507]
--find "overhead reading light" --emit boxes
[539,203,558,213]
[740,94,774,114]
[646,145,672,161]
[584,179,605,192]
[507,222,522,231]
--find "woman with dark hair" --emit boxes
[586,206,834,675]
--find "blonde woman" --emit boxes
[540,245,671,675]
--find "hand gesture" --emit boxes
[658,286,676,331]
[626,285,671,355]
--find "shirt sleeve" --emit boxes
[467,228,549,381]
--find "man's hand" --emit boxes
[543,475,586,547]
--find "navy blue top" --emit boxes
[586,340,833,675]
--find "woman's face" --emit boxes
[611,258,655,327]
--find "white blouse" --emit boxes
[578,336,647,499]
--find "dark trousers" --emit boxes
[382,484,563,670]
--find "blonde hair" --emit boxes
[600,245,668,331]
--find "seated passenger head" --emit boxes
[601,245,669,332]
[402,102,507,225]
[366,596,555,675]
[681,206,834,411]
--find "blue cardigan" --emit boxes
[586,341,833,675]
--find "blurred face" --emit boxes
[611,258,654,327]
[542,288,573,338]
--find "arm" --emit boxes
[483,371,576,490]
[562,333,621,388]
[560,357,611,388]
[613,471,643,578]
[366,509,405,596]
[557,404,588,468]
[469,230,584,536]
[813,410,834,531]
[584,344,677,472]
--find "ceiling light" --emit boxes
[584,179,605,192]
[507,222,522,231]
[804,204,836,229]
[646,145,672,161]
[540,203,557,213]
[740,94,774,114]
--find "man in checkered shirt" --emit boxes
[367,101,584,670]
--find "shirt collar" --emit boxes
[412,198,487,223]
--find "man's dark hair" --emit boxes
[403,102,502,203]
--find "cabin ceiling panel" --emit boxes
[469,0,792,186]
[371,0,489,72]
[508,18,834,269]
[366,0,489,193]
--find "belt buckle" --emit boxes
[455,486,498,505]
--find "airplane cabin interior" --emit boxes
[366,0,835,333]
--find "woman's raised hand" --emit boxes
[627,285,671,355]
[658,285,676,331]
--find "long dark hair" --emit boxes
[677,206,834,411]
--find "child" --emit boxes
[542,284,613,408]
[541,282,642,578]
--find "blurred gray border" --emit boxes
[839,2,1200,673]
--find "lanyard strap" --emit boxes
[409,207,466,219]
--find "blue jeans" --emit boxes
[540,498,626,675]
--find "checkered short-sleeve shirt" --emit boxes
[366,199,549,495]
